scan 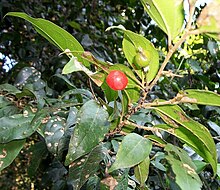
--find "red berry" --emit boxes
[106,70,128,90]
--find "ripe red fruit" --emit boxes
[106,70,128,90]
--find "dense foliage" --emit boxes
[0,0,220,190]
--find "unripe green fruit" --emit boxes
[133,49,151,69]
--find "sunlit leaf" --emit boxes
[182,89,220,106]
[140,0,184,40]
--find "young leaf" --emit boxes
[165,144,202,190]
[153,104,217,175]
[108,133,152,173]
[140,0,184,40]
[182,89,220,106]
[134,156,150,187]
[65,100,109,165]
[122,30,159,83]
[62,56,105,87]
[0,139,26,172]
[5,12,88,66]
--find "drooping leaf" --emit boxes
[108,133,152,172]
[165,144,202,190]
[5,12,88,66]
[122,30,159,83]
[0,139,26,172]
[153,104,217,175]
[134,157,150,187]
[181,89,220,106]
[140,0,184,40]
[65,100,109,165]
[68,144,108,190]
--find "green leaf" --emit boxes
[65,100,109,165]
[0,139,26,172]
[0,109,48,143]
[134,157,150,187]
[5,12,88,66]
[108,133,152,172]
[153,104,217,175]
[68,144,108,190]
[28,141,48,177]
[0,84,21,95]
[154,124,213,172]
[44,116,66,154]
[122,30,159,83]
[217,163,220,178]
[0,114,33,143]
[165,144,202,190]
[62,56,105,86]
[182,89,220,106]
[0,96,19,117]
[140,0,184,40]
[193,160,207,173]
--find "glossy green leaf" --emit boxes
[65,100,109,165]
[5,12,88,66]
[153,104,217,175]
[165,144,202,190]
[0,139,26,172]
[122,30,159,83]
[182,89,220,106]
[68,144,108,190]
[108,133,152,172]
[140,0,184,40]
[134,157,150,187]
